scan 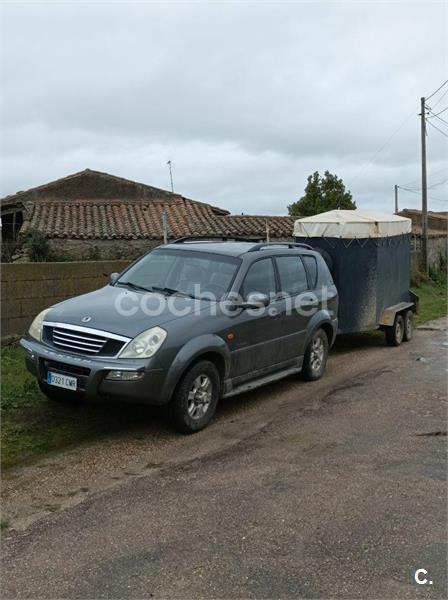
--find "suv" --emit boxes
[21,239,338,433]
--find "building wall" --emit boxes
[1,260,130,342]
[411,235,447,276]
[49,238,161,261]
[48,236,294,261]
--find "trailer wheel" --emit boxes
[403,310,414,342]
[385,314,404,347]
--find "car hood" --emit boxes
[45,285,211,339]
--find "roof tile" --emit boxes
[20,198,294,240]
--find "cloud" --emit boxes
[1,1,447,214]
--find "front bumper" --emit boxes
[20,337,170,405]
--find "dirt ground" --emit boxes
[2,320,447,599]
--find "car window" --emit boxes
[241,258,276,300]
[118,249,240,300]
[302,255,318,289]
[275,256,308,295]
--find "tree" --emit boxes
[288,170,356,217]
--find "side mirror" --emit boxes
[110,272,119,284]
[241,292,270,309]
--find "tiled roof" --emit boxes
[398,208,448,235]
[19,197,294,240]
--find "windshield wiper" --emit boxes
[116,281,152,293]
[150,286,196,299]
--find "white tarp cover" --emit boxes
[293,209,411,239]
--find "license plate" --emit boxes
[47,371,77,391]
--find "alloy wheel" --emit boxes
[187,374,212,419]
[311,336,325,372]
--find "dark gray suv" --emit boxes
[21,240,338,433]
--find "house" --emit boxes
[398,208,447,271]
[398,208,448,235]
[1,169,294,261]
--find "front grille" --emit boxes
[43,325,128,357]
[51,327,107,353]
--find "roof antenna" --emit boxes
[167,160,174,193]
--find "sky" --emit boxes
[1,0,447,216]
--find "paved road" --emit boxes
[2,325,447,599]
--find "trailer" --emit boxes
[293,209,418,346]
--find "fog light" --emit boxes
[106,370,143,381]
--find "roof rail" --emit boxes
[172,235,264,244]
[247,242,314,252]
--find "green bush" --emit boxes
[22,228,50,262]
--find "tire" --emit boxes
[385,314,404,347]
[169,360,220,434]
[301,328,329,381]
[403,310,414,342]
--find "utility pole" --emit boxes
[394,185,399,214]
[167,160,174,193]
[420,97,428,274]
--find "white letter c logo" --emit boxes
[415,569,428,585]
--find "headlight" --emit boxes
[28,308,52,341]
[118,326,167,359]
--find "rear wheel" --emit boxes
[169,360,220,434]
[403,310,414,342]
[302,328,329,381]
[385,314,404,347]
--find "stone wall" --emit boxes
[1,260,130,343]
[49,238,161,261]
[411,235,447,276]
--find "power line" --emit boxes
[429,105,448,117]
[430,86,448,109]
[399,167,448,189]
[350,109,415,182]
[426,119,448,138]
[429,177,448,188]
[398,178,448,191]
[398,187,446,203]
[426,105,448,126]
[426,79,448,101]
[427,112,448,127]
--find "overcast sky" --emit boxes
[1,0,447,215]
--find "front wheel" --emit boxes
[302,328,329,381]
[169,360,220,434]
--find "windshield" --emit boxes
[116,249,240,300]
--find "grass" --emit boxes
[412,270,447,323]
[0,346,158,470]
[1,276,446,471]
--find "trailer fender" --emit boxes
[379,301,415,327]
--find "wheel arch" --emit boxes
[182,351,227,391]
[162,335,230,403]
[304,310,337,349]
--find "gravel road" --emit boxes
[2,322,447,599]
